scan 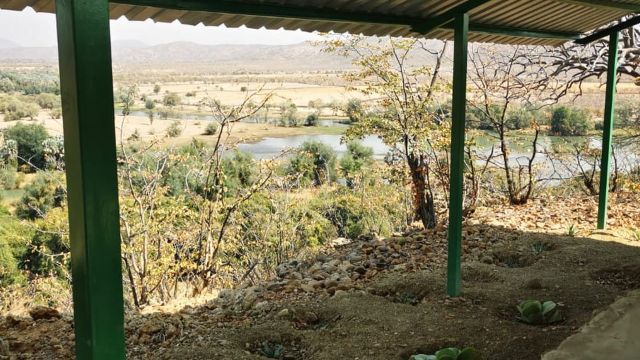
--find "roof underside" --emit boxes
[0,0,638,45]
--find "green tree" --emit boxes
[340,141,374,187]
[279,101,300,127]
[287,141,337,186]
[344,98,363,123]
[550,106,592,136]
[305,112,319,126]
[3,122,50,169]
[325,37,450,228]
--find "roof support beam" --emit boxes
[597,31,620,230]
[55,0,126,358]
[412,0,493,34]
[113,0,426,26]
[556,0,640,12]
[448,23,581,40]
[576,15,640,44]
[447,12,469,298]
[113,0,580,41]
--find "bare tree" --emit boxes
[544,22,640,95]
[468,45,570,205]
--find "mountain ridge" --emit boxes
[0,40,354,72]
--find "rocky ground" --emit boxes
[1,193,640,360]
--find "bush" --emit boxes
[550,106,592,136]
[15,171,66,220]
[466,104,501,130]
[35,93,59,110]
[50,107,62,119]
[0,209,32,287]
[163,92,181,107]
[615,101,639,127]
[185,91,197,97]
[287,141,337,186]
[3,122,50,169]
[311,185,407,239]
[222,150,256,193]
[144,99,155,110]
[3,99,40,121]
[0,168,18,190]
[305,113,319,126]
[506,106,539,130]
[166,121,183,137]
[153,84,161,94]
[21,207,70,277]
[203,121,219,135]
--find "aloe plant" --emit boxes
[517,300,562,325]
[410,347,480,360]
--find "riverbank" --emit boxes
[0,113,347,146]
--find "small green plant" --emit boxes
[632,229,640,242]
[531,241,552,255]
[566,224,577,237]
[411,347,480,360]
[517,300,562,325]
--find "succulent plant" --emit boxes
[410,347,480,360]
[259,341,284,358]
[517,300,563,325]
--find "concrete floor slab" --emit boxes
[543,290,640,360]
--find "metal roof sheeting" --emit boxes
[0,0,638,45]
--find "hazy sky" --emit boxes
[0,8,320,47]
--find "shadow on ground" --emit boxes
[3,224,640,360]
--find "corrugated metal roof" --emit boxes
[0,0,638,45]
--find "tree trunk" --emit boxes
[407,156,436,229]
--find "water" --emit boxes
[237,132,638,182]
[238,134,387,159]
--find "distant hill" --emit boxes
[0,41,355,72]
[0,38,20,49]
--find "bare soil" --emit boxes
[2,194,640,360]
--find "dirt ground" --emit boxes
[2,194,640,360]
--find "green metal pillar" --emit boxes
[447,13,469,297]
[597,31,619,230]
[55,0,126,358]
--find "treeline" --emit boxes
[0,70,60,95]
[0,126,410,306]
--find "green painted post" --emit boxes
[54,0,126,358]
[597,31,620,230]
[447,13,469,297]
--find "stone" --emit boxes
[28,306,61,321]
[333,290,348,298]
[276,308,290,319]
[330,237,352,247]
[300,284,315,293]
